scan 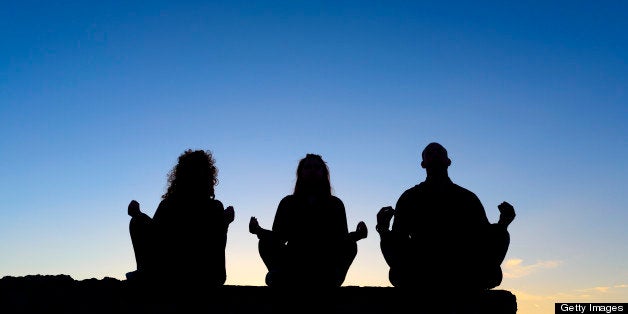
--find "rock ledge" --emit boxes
[0,275,517,313]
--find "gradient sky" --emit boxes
[1,1,627,313]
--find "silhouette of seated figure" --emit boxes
[249,154,367,288]
[127,149,235,288]
[376,143,515,291]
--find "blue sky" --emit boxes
[1,1,627,312]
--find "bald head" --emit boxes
[421,142,451,170]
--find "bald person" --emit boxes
[376,142,515,291]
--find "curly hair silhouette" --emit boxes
[127,149,234,291]
[162,149,218,200]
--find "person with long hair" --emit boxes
[127,149,235,287]
[249,153,367,287]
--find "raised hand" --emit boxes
[224,206,235,225]
[128,200,141,218]
[497,201,516,227]
[354,221,368,240]
[249,217,261,235]
[377,206,395,229]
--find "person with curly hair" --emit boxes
[127,149,235,287]
[249,153,367,287]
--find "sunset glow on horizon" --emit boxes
[2,1,627,313]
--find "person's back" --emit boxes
[127,149,235,290]
[377,143,515,290]
[153,196,228,286]
[271,194,351,284]
[249,154,367,287]
[392,180,491,288]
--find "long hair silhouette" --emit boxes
[293,153,331,197]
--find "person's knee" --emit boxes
[491,267,503,288]
[479,265,503,290]
[380,239,409,269]
[258,238,279,261]
[265,271,274,287]
[265,270,288,287]
[332,274,345,287]
[214,273,227,286]
[389,268,404,287]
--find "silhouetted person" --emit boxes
[127,149,235,288]
[249,154,367,287]
[377,142,515,291]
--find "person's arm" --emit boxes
[249,197,289,241]
[388,190,413,234]
[217,200,234,227]
[376,206,394,236]
[152,200,167,223]
[128,200,151,222]
[391,191,411,234]
[349,221,368,242]
[128,200,141,218]
[249,216,273,239]
[215,200,235,233]
[497,201,516,228]
[224,206,235,224]
[468,192,490,226]
[334,197,367,242]
[378,189,412,242]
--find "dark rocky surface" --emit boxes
[0,275,517,313]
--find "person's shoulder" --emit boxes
[452,183,480,198]
[451,182,472,192]
[153,199,169,220]
[330,195,345,206]
[394,185,422,207]
[278,195,296,206]
[155,199,170,212]
[400,184,422,197]
[211,198,224,209]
